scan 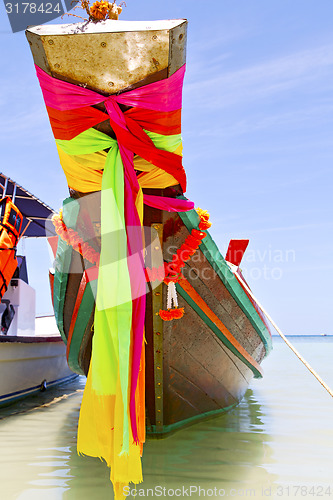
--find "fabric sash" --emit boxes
[35,62,189,498]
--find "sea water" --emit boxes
[0,337,332,500]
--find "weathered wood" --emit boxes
[148,210,266,434]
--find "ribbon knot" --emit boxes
[104,96,128,131]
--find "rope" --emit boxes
[235,272,333,398]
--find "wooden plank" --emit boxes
[177,277,264,375]
[151,223,164,434]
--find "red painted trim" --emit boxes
[66,271,88,359]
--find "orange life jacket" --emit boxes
[0,197,23,299]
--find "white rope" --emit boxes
[171,282,178,307]
[235,272,333,399]
[167,281,178,309]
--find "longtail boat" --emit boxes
[0,173,78,406]
[26,18,272,498]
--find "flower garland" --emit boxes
[52,210,100,265]
[145,208,212,321]
[52,207,211,320]
[159,281,184,320]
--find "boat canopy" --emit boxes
[0,173,56,238]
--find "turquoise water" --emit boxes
[0,337,333,499]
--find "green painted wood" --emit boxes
[147,403,238,437]
[177,206,273,356]
[53,197,80,343]
[67,278,97,375]
[176,283,263,379]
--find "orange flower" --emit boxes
[171,255,186,271]
[159,308,184,321]
[177,245,192,262]
[184,235,201,249]
[191,228,206,240]
[164,262,180,276]
[52,213,99,265]
[199,220,212,230]
[90,0,109,20]
[171,307,184,319]
[180,243,197,256]
[196,207,210,223]
[159,309,174,321]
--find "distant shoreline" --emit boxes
[272,334,333,338]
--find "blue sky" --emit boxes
[0,1,332,334]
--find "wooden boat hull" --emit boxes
[26,19,272,436]
[146,289,257,435]
[51,198,271,435]
[144,207,270,436]
[0,316,77,407]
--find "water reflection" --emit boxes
[0,379,278,499]
[139,390,276,495]
[2,340,333,499]
[0,378,83,499]
[0,379,274,500]
[6,383,279,499]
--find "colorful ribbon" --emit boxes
[35,63,189,498]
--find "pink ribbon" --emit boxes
[35,64,185,113]
[144,195,194,212]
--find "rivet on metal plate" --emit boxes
[108,81,114,87]
[54,63,60,68]
[48,39,54,45]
